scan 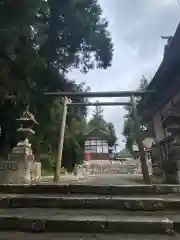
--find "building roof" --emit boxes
[138,22,180,121]
[84,128,109,136]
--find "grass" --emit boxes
[41,169,53,177]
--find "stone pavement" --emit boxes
[0,185,180,234]
[0,182,180,236]
[40,174,81,184]
[0,233,179,240]
[0,207,179,234]
[77,174,143,185]
[39,174,144,185]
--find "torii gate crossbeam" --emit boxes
[67,102,132,106]
[48,90,155,184]
[44,90,155,98]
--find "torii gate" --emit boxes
[45,90,155,183]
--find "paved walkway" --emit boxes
[40,174,143,185]
[79,174,143,185]
[40,175,80,184]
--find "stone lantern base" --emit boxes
[0,139,35,184]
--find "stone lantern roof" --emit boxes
[16,108,38,124]
[16,107,38,141]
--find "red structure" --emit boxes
[84,151,91,162]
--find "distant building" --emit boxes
[84,129,110,161]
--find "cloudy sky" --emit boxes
[69,0,180,150]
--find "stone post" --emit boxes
[34,162,41,181]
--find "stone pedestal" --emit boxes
[0,139,35,184]
[33,162,41,180]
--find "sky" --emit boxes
[69,0,180,150]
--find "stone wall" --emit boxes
[83,163,135,175]
[82,159,153,176]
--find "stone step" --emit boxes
[1,232,180,240]
[0,208,178,234]
[1,194,180,211]
[0,184,180,195]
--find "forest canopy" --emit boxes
[0,0,113,171]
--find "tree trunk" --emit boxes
[138,141,151,183]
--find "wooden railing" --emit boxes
[159,135,173,164]
[151,135,173,175]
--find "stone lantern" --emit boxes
[0,107,39,184]
[16,106,38,147]
[9,107,38,184]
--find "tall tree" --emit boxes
[107,122,117,147]
[93,104,104,118]
[139,76,149,90]
[41,0,113,72]
[88,103,107,131]
[123,76,150,152]
[0,0,114,172]
[123,76,152,183]
[88,104,117,147]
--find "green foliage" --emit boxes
[42,0,113,72]
[122,76,149,152]
[88,103,117,147]
[88,104,107,131]
[0,0,113,171]
[118,148,132,158]
[106,122,117,147]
